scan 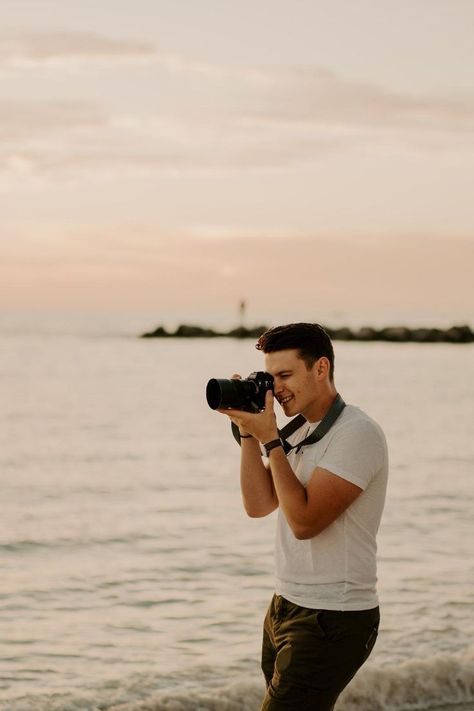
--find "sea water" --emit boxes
[1,312,473,711]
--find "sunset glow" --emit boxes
[1,0,473,326]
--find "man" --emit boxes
[219,323,388,710]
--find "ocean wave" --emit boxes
[106,648,474,711]
[2,648,473,711]
[0,532,159,554]
[338,647,474,710]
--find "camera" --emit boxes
[206,371,274,413]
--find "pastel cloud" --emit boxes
[243,66,474,134]
[0,31,156,65]
[1,31,473,184]
[0,100,107,140]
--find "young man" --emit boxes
[219,323,388,711]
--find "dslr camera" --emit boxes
[206,371,274,413]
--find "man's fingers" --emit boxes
[217,407,240,417]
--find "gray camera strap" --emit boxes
[231,393,346,453]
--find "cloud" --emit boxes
[0,30,231,74]
[0,31,156,66]
[2,30,473,135]
[0,100,112,184]
[0,100,107,141]
[0,99,343,186]
[1,32,473,184]
[222,64,474,139]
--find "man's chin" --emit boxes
[280,397,295,415]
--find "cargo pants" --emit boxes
[260,594,379,710]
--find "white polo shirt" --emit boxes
[274,404,388,611]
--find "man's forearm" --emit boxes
[240,438,278,517]
[267,446,308,535]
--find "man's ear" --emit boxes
[315,357,330,378]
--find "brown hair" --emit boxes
[256,322,335,380]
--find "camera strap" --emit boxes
[231,393,346,453]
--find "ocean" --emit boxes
[1,312,473,711]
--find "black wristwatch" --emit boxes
[263,438,283,456]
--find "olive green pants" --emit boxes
[261,594,379,711]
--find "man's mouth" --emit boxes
[278,395,293,406]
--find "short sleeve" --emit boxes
[317,420,387,490]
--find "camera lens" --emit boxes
[206,378,255,410]
[206,379,226,409]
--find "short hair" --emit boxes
[256,323,335,380]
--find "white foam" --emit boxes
[108,679,263,710]
[339,647,474,710]
[108,648,474,711]
[2,649,473,711]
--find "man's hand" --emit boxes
[218,389,279,444]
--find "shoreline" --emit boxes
[141,323,473,343]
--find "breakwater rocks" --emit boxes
[141,323,473,343]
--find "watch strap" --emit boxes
[263,438,283,456]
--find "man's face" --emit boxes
[264,348,318,420]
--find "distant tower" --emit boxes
[238,299,247,329]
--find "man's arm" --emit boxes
[218,377,278,518]
[266,448,362,539]
[220,389,362,536]
[240,437,279,518]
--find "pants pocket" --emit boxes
[313,610,327,640]
[365,623,378,654]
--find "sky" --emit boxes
[1,0,473,328]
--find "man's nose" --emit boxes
[273,378,284,394]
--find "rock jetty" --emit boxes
[141,323,473,343]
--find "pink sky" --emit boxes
[1,0,473,326]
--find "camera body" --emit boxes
[206,371,274,413]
